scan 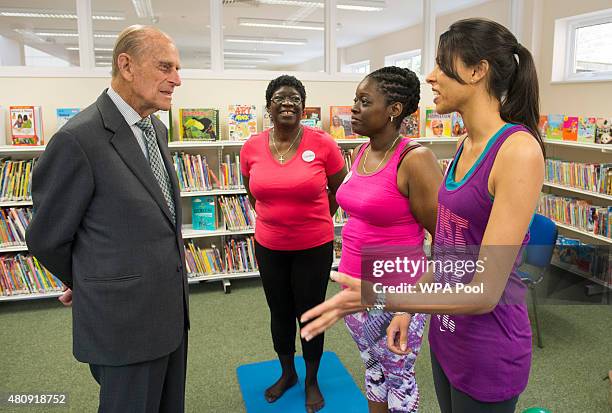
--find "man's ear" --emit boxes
[116,53,134,82]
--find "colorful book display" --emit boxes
[179,108,219,141]
[9,106,43,145]
[562,116,578,141]
[399,108,420,139]
[329,106,355,139]
[301,107,322,129]
[451,112,467,137]
[425,107,451,137]
[228,105,257,140]
[192,196,216,231]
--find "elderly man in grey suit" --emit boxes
[26,25,188,413]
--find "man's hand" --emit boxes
[300,271,366,341]
[387,313,412,355]
[58,287,72,307]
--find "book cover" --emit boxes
[56,108,80,131]
[153,109,173,141]
[329,106,354,139]
[301,107,322,129]
[546,114,564,140]
[425,107,451,137]
[179,108,218,142]
[9,106,43,145]
[399,108,420,139]
[577,117,596,144]
[450,111,467,137]
[595,118,612,145]
[538,115,548,137]
[263,107,273,130]
[192,196,216,231]
[562,116,578,141]
[228,105,257,140]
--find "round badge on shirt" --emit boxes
[302,150,315,162]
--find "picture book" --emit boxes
[595,118,612,145]
[192,196,216,231]
[425,107,451,137]
[228,105,257,140]
[546,114,564,140]
[562,116,578,141]
[329,106,355,139]
[56,108,80,131]
[263,107,273,130]
[153,109,173,141]
[577,117,596,144]
[450,111,467,137]
[399,108,420,139]
[538,115,548,137]
[301,107,322,129]
[179,108,218,141]
[9,106,43,145]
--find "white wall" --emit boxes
[0,36,23,66]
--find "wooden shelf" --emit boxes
[543,182,612,202]
[552,221,612,244]
[0,291,63,302]
[543,139,611,152]
[551,259,610,288]
[0,199,33,207]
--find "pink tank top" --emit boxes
[335,138,425,278]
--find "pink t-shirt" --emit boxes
[240,126,345,251]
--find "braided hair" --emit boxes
[366,66,420,128]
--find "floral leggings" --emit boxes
[344,311,427,413]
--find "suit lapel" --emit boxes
[153,116,182,228]
[97,92,175,227]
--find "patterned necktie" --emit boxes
[135,117,176,225]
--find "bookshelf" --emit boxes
[544,139,612,152]
[542,182,612,202]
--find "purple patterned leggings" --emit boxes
[344,311,427,413]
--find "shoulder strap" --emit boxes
[397,141,422,170]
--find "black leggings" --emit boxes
[255,240,333,362]
[431,351,520,413]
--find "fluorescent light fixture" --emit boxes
[225,65,258,69]
[66,47,114,51]
[0,8,124,20]
[225,36,307,46]
[225,50,283,57]
[224,57,269,63]
[256,0,384,11]
[33,31,118,39]
[239,18,323,31]
[131,0,154,18]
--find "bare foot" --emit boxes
[264,373,298,403]
[305,382,325,413]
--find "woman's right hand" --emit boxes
[386,313,412,355]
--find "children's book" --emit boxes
[399,108,420,139]
[538,115,548,137]
[595,118,612,145]
[546,114,564,140]
[192,196,216,231]
[577,117,596,144]
[153,109,173,141]
[9,106,43,145]
[301,107,322,129]
[425,107,451,137]
[179,108,218,141]
[228,105,257,140]
[329,106,354,139]
[450,111,467,137]
[56,108,80,130]
[562,116,578,141]
[263,107,273,130]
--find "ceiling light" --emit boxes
[239,18,323,31]
[225,50,283,57]
[256,0,384,11]
[66,47,114,51]
[225,65,258,69]
[131,0,154,18]
[33,31,119,39]
[0,8,125,20]
[225,36,307,46]
[224,57,269,63]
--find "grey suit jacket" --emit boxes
[26,91,189,366]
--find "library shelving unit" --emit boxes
[540,139,611,288]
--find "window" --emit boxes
[385,49,421,73]
[553,8,612,82]
[24,46,70,67]
[344,60,370,74]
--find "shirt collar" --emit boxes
[106,86,147,127]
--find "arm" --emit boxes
[397,146,442,237]
[25,131,95,289]
[242,174,256,209]
[300,132,544,339]
[327,166,347,216]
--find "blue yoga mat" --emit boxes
[237,351,368,412]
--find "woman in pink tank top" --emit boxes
[335,67,442,413]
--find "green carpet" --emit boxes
[0,278,610,412]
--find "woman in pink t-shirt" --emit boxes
[240,75,347,412]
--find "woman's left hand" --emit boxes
[300,271,367,341]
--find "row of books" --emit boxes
[219,195,256,231]
[334,208,348,224]
[0,158,35,201]
[545,159,612,195]
[554,236,611,287]
[539,115,611,144]
[0,208,31,247]
[538,194,611,239]
[173,152,243,192]
[0,254,63,296]
[184,236,258,276]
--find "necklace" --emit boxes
[361,134,402,174]
[271,127,302,163]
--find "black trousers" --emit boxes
[89,332,188,413]
[255,240,333,362]
[431,350,520,413]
